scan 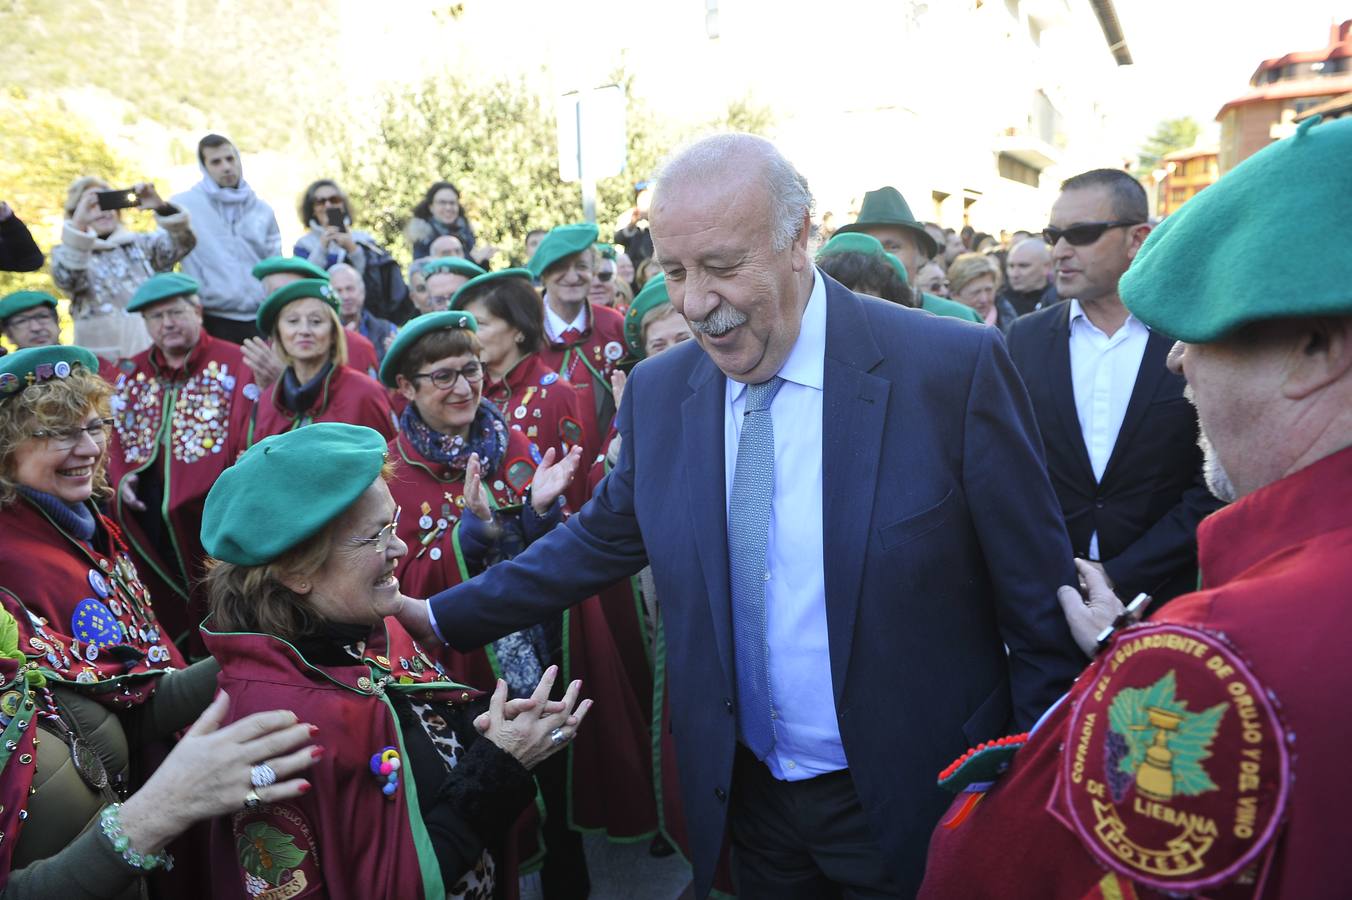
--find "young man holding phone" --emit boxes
[171,133,283,345]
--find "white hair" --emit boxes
[655,133,814,252]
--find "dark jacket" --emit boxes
[1007,302,1223,608]
[427,277,1085,896]
[997,281,1058,317]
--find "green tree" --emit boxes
[1137,117,1202,173]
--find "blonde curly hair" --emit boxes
[0,367,113,507]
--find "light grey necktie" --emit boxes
[728,376,784,759]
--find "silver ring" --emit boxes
[250,764,277,788]
[244,788,263,810]
[549,727,567,746]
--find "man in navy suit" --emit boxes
[396,134,1083,897]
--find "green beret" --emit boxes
[834,186,938,259]
[251,256,330,281]
[256,279,341,334]
[126,272,200,313]
[1121,116,1352,342]
[816,232,910,285]
[423,257,486,280]
[0,345,101,400]
[378,310,478,388]
[449,268,534,311]
[623,274,670,358]
[528,223,599,278]
[0,291,58,322]
[201,423,389,566]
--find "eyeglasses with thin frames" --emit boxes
[353,506,401,554]
[32,418,114,452]
[409,362,484,390]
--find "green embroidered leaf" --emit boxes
[1170,700,1227,796]
[1108,684,1149,774]
[237,822,307,885]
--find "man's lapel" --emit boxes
[682,354,734,691]
[1101,330,1173,485]
[820,280,889,705]
[1047,305,1097,484]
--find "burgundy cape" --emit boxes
[482,352,590,512]
[390,432,657,840]
[537,301,625,463]
[344,327,380,380]
[106,332,256,650]
[242,363,397,452]
[920,446,1352,899]
[203,618,491,900]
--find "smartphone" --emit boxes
[96,189,139,211]
[325,207,347,232]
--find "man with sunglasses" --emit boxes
[1007,169,1222,615]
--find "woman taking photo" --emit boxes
[200,422,590,899]
[0,346,316,898]
[240,278,396,450]
[50,176,197,361]
[406,181,494,267]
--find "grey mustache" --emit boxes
[690,304,749,337]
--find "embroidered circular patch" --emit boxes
[235,803,320,898]
[1060,623,1290,893]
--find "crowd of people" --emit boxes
[0,114,1346,900]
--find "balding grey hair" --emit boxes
[656,133,814,253]
[328,262,360,280]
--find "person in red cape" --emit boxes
[919,116,1352,900]
[235,278,395,454]
[451,268,592,512]
[0,346,315,898]
[528,224,628,465]
[200,421,590,900]
[104,272,257,655]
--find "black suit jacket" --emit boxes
[1007,303,1223,606]
[429,279,1084,896]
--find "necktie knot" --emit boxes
[559,327,582,344]
[744,376,784,413]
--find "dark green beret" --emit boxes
[256,279,341,334]
[449,267,534,311]
[423,257,486,280]
[1120,116,1352,342]
[623,274,670,359]
[126,272,200,312]
[0,345,101,400]
[834,186,938,259]
[378,310,478,388]
[251,256,330,281]
[815,232,910,285]
[528,223,599,278]
[201,423,390,566]
[0,291,58,322]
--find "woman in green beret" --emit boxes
[241,278,396,451]
[200,422,590,899]
[0,346,318,899]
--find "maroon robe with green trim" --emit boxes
[244,363,397,451]
[538,301,626,464]
[106,332,256,651]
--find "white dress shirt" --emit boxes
[724,269,844,781]
[1067,298,1151,559]
[543,296,589,342]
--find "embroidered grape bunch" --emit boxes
[1104,727,1133,803]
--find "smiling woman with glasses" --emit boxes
[0,346,319,898]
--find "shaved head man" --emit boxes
[998,238,1057,316]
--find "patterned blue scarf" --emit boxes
[399,399,508,474]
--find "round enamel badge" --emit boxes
[1060,623,1290,893]
[604,341,624,362]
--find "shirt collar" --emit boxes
[543,296,589,339]
[1067,298,1149,337]
[728,267,827,402]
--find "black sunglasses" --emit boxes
[595,270,614,283]
[1042,220,1143,247]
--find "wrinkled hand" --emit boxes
[390,592,443,648]
[530,445,583,515]
[609,368,627,411]
[463,452,495,526]
[469,243,497,265]
[118,692,318,854]
[72,190,101,233]
[478,667,592,770]
[133,182,164,210]
[1057,559,1131,658]
[120,473,146,512]
[242,337,285,390]
[1078,559,1115,593]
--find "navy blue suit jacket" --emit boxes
[429,278,1083,895]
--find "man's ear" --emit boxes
[1283,316,1352,400]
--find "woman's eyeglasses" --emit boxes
[1042,221,1142,247]
[313,195,344,207]
[354,506,401,553]
[32,419,114,451]
[409,362,484,390]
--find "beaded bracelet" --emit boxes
[99,803,175,872]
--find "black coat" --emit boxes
[1007,302,1223,607]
